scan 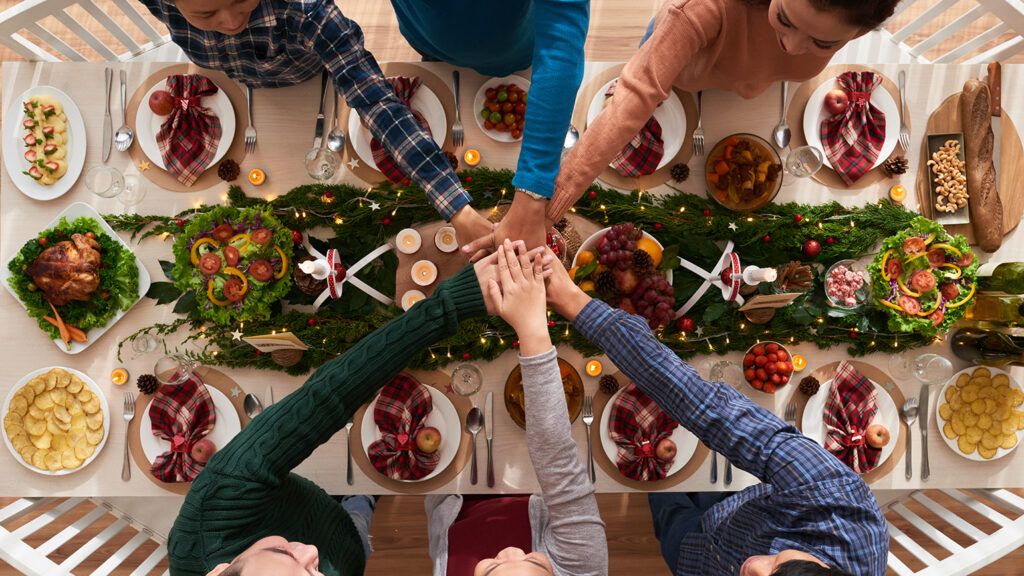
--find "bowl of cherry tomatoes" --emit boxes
[474,75,530,142]
[742,341,794,394]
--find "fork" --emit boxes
[582,395,596,483]
[245,85,257,154]
[451,70,464,149]
[901,397,919,481]
[693,91,705,157]
[784,399,797,426]
[898,70,910,153]
[122,392,136,481]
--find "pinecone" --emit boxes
[217,159,240,182]
[595,270,617,296]
[294,256,328,296]
[444,151,459,171]
[883,156,909,177]
[798,376,820,396]
[632,250,654,274]
[670,163,690,183]
[599,375,620,395]
[136,374,160,395]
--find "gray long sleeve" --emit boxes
[521,347,608,576]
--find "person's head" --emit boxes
[474,546,555,576]
[748,0,899,56]
[742,550,853,576]
[170,0,260,35]
[206,536,323,576]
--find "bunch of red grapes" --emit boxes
[631,274,675,329]
[597,223,638,271]
[480,83,527,140]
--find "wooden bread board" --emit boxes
[916,92,1024,244]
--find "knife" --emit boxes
[987,62,1002,181]
[312,70,329,150]
[919,383,930,481]
[265,385,274,407]
[102,67,113,162]
[485,391,495,488]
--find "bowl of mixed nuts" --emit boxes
[926,134,968,224]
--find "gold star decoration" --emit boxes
[138,160,151,172]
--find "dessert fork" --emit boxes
[693,91,705,157]
[784,399,797,426]
[122,392,136,481]
[582,395,595,483]
[898,70,910,153]
[245,85,257,154]
[451,70,464,149]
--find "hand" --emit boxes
[474,241,544,316]
[462,191,551,262]
[540,247,591,321]
[488,239,551,355]
[451,206,495,248]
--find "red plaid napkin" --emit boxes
[823,361,882,474]
[156,74,223,186]
[819,71,887,185]
[370,77,430,185]
[149,375,217,483]
[368,374,440,481]
[608,384,678,481]
[606,81,664,177]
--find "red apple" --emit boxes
[149,90,175,116]
[865,424,890,449]
[655,438,677,462]
[190,438,217,463]
[824,89,849,116]
[415,426,443,454]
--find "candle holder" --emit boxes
[463,148,481,167]
[401,289,426,311]
[396,228,422,254]
[412,260,438,287]
[435,226,459,253]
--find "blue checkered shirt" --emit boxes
[574,300,889,576]
[139,0,470,220]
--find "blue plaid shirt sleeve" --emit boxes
[574,299,864,490]
[297,1,471,220]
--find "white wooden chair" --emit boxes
[833,0,1024,64]
[884,488,1024,575]
[0,497,170,575]
[0,0,183,62]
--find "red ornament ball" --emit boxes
[803,239,822,258]
[849,329,859,340]
[676,315,696,333]
[589,191,598,200]
[512,340,520,348]
[255,350,264,356]
[703,208,712,217]
[307,317,318,327]
[654,223,663,231]
[465,176,473,183]
[548,320,556,329]
[826,236,836,245]
[794,214,803,223]
[402,178,411,186]
[291,230,303,245]
[762,234,772,243]
[462,352,472,360]
[382,217,392,226]
[323,191,334,201]
[176,219,185,228]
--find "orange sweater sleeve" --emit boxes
[547,0,723,222]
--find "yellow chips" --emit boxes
[4,368,104,472]
[939,367,1024,460]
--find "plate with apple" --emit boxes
[599,384,699,480]
[135,76,236,171]
[139,384,241,465]
[802,74,900,172]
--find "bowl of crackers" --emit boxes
[936,366,1024,460]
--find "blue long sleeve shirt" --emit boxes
[390,0,589,198]
[574,299,889,576]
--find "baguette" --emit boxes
[960,79,1003,252]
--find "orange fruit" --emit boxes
[110,368,129,386]
[576,250,596,266]
[635,237,663,267]
[568,266,579,282]
[248,168,266,186]
[792,354,807,372]
[579,280,596,293]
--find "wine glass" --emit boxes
[783,145,824,178]
[913,353,954,385]
[84,164,124,198]
[304,147,340,181]
[155,354,196,386]
[450,363,483,396]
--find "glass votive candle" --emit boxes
[396,228,422,254]
[412,260,438,286]
[435,226,458,253]
[401,289,426,311]
[463,149,481,167]
[585,360,603,377]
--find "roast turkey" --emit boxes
[26,233,102,306]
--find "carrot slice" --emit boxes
[44,316,86,342]
[47,301,71,347]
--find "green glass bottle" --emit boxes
[952,327,1024,367]
[977,263,1024,294]
[965,294,1024,326]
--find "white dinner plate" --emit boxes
[1,367,110,476]
[802,75,899,171]
[0,202,151,354]
[361,384,459,482]
[136,76,235,171]
[3,86,86,201]
[586,78,685,172]
[801,376,901,471]
[349,84,447,171]
[139,384,242,464]
[935,366,1024,462]
[599,385,697,479]
[472,75,531,143]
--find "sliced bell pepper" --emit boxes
[946,283,976,309]
[877,298,905,312]
[223,266,249,295]
[274,246,289,280]
[190,238,221,266]
[917,297,941,317]
[229,233,251,252]
[880,250,893,281]
[207,279,231,306]
[897,276,921,298]
[931,242,963,259]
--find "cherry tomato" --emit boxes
[764,382,776,394]
[752,345,766,356]
[926,247,946,267]
[480,108,491,120]
[484,120,495,130]
[223,246,240,267]
[489,112,502,124]
[199,252,222,275]
[899,295,921,315]
[251,228,274,245]
[910,269,937,293]
[780,375,790,386]
[744,368,756,381]
[497,90,508,102]
[765,362,778,374]
[776,350,789,361]
[521,93,527,104]
[495,122,508,132]
[503,113,516,126]
[485,88,497,100]
[940,282,959,300]
[212,223,235,243]
[929,307,945,327]
[508,91,519,103]
[501,102,513,113]
[37,237,48,247]
[515,103,526,115]
[766,343,779,353]
[770,373,782,384]
[958,252,974,267]
[885,257,902,279]
[487,102,500,113]
[85,231,95,240]
[222,278,246,302]
[743,353,755,367]
[249,259,273,282]
[752,379,764,390]
[756,368,767,381]
[903,236,926,255]
[754,356,767,367]
[767,353,778,363]
[511,129,522,139]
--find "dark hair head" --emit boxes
[772,559,854,576]
[745,0,899,31]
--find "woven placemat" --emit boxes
[787,65,910,190]
[125,64,248,192]
[128,366,250,495]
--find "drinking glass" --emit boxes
[130,333,162,357]
[119,172,148,208]
[913,353,954,385]
[305,147,340,181]
[155,354,196,386]
[783,145,824,178]
[84,164,124,198]
[708,360,744,387]
[450,363,483,396]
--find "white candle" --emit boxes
[435,226,459,253]
[299,259,331,280]
[401,290,426,311]
[396,228,422,254]
[411,260,438,286]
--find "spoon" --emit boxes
[563,124,579,150]
[243,393,264,418]
[326,93,345,153]
[466,407,483,485]
[114,69,134,152]
[772,81,791,149]
[345,420,354,485]
[900,397,919,480]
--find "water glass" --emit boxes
[84,164,124,198]
[305,147,340,181]
[131,333,162,357]
[913,353,953,385]
[155,354,196,386]
[450,364,483,396]
[784,145,824,178]
[119,172,148,208]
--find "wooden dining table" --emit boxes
[2,60,1024,505]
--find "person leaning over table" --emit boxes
[167,243,539,576]
[460,0,901,258]
[534,247,888,576]
[137,0,494,241]
[424,239,607,576]
[390,0,590,250]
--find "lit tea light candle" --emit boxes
[396,228,422,254]
[463,148,481,166]
[585,360,603,377]
[435,226,459,253]
[792,354,807,372]
[401,289,426,311]
[412,260,438,286]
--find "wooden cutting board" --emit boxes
[915,92,1024,245]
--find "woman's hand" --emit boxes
[488,239,551,356]
[451,205,496,249]
[540,247,591,321]
[461,191,551,262]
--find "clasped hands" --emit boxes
[453,191,552,262]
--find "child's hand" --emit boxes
[488,240,551,355]
[474,240,539,316]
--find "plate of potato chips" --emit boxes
[936,366,1024,461]
[2,367,108,474]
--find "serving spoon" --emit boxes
[772,81,791,149]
